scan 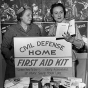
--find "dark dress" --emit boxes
[1,23,41,79]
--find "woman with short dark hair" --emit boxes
[48,3,85,77]
[50,3,66,18]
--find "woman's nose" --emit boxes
[58,13,61,17]
[29,15,32,19]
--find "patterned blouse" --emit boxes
[48,20,85,61]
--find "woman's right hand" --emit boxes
[62,31,74,43]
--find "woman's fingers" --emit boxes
[62,31,73,43]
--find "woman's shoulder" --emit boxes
[30,23,41,31]
[31,23,39,28]
[7,23,20,30]
[5,23,21,35]
[3,24,18,37]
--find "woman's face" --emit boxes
[52,6,65,23]
[21,9,32,24]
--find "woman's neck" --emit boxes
[20,22,28,31]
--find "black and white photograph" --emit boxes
[0,0,88,88]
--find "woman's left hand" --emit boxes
[62,31,74,43]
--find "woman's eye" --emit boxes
[27,14,32,17]
[60,11,64,14]
[54,12,58,14]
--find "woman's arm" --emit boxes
[1,28,13,60]
[71,25,84,49]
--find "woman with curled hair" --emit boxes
[1,6,41,79]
